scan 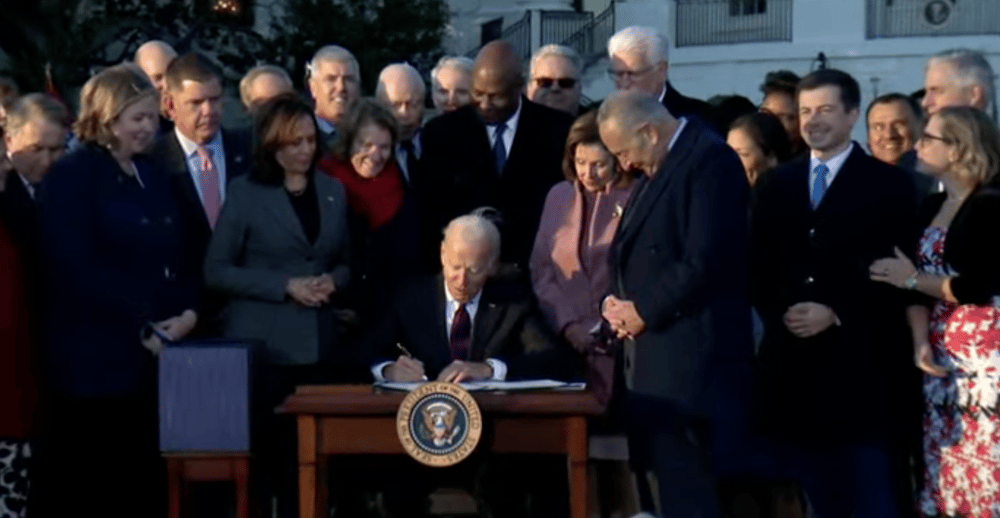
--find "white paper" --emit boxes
[374,379,587,392]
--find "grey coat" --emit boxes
[204,173,350,365]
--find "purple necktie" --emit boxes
[449,304,471,360]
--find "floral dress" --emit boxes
[918,226,1000,518]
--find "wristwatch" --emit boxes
[904,273,919,290]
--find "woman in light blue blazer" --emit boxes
[203,94,350,518]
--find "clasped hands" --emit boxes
[286,274,335,307]
[601,295,645,339]
[384,356,493,383]
[140,309,198,355]
[783,302,837,338]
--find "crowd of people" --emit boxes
[0,21,997,518]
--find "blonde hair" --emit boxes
[74,63,157,148]
[936,106,1000,186]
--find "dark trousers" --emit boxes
[780,441,901,518]
[625,392,720,518]
[34,391,164,518]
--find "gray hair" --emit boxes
[239,64,293,107]
[608,26,669,66]
[928,48,996,110]
[530,44,582,78]
[597,89,672,132]
[133,40,177,63]
[442,213,501,263]
[3,93,68,138]
[376,63,426,100]
[431,56,473,89]
[307,45,360,79]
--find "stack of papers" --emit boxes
[374,379,587,392]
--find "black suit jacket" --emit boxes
[751,143,918,440]
[364,274,573,381]
[419,98,573,268]
[608,118,753,417]
[662,81,717,131]
[151,128,253,333]
[0,172,38,258]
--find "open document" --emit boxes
[374,379,587,392]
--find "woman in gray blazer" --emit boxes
[203,94,350,518]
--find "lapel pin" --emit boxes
[613,203,624,218]
[327,196,334,202]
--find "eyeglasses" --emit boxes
[607,66,654,81]
[920,132,952,145]
[533,77,578,89]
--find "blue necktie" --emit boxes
[492,122,507,175]
[811,163,829,209]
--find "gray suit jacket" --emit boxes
[204,173,350,365]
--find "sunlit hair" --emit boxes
[307,45,360,81]
[562,111,622,182]
[597,89,672,134]
[3,92,68,138]
[928,48,995,111]
[252,93,322,185]
[74,64,156,148]
[331,97,399,162]
[376,63,426,101]
[442,213,501,265]
[531,44,582,79]
[239,64,293,108]
[431,56,473,89]
[608,26,669,66]
[934,106,1000,186]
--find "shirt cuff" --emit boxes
[371,361,393,382]
[485,358,507,381]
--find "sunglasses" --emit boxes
[534,77,578,89]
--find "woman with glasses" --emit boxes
[869,106,1000,517]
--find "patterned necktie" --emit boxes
[492,122,507,175]
[449,304,471,361]
[810,163,829,210]
[196,146,221,228]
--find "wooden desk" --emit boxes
[277,384,604,518]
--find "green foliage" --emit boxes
[267,0,450,93]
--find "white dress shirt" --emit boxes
[174,128,227,205]
[808,141,854,192]
[18,173,35,200]
[371,281,508,382]
[484,100,522,161]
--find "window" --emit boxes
[730,0,767,16]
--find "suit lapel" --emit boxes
[429,276,453,366]
[261,182,310,250]
[471,283,505,361]
[503,97,533,177]
[313,174,338,253]
[616,120,701,248]
[813,144,864,214]
[221,129,248,183]
[163,134,211,231]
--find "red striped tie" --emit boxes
[196,146,221,228]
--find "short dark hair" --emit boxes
[760,70,800,98]
[797,68,861,112]
[729,111,793,164]
[865,92,924,123]
[706,94,757,134]
[331,98,398,162]
[164,52,220,92]
[252,93,322,185]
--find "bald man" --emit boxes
[134,40,178,133]
[420,41,573,271]
[377,63,426,184]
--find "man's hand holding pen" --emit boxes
[384,343,429,382]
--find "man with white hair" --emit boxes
[430,56,473,113]
[239,64,294,112]
[599,89,750,517]
[607,26,715,129]
[306,45,361,146]
[376,63,425,184]
[526,44,583,116]
[134,40,178,132]
[367,212,567,383]
[922,48,995,116]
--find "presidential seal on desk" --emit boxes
[397,382,482,467]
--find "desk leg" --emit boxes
[166,458,182,518]
[567,416,588,518]
[297,415,319,518]
[233,457,250,518]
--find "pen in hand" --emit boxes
[395,343,429,381]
